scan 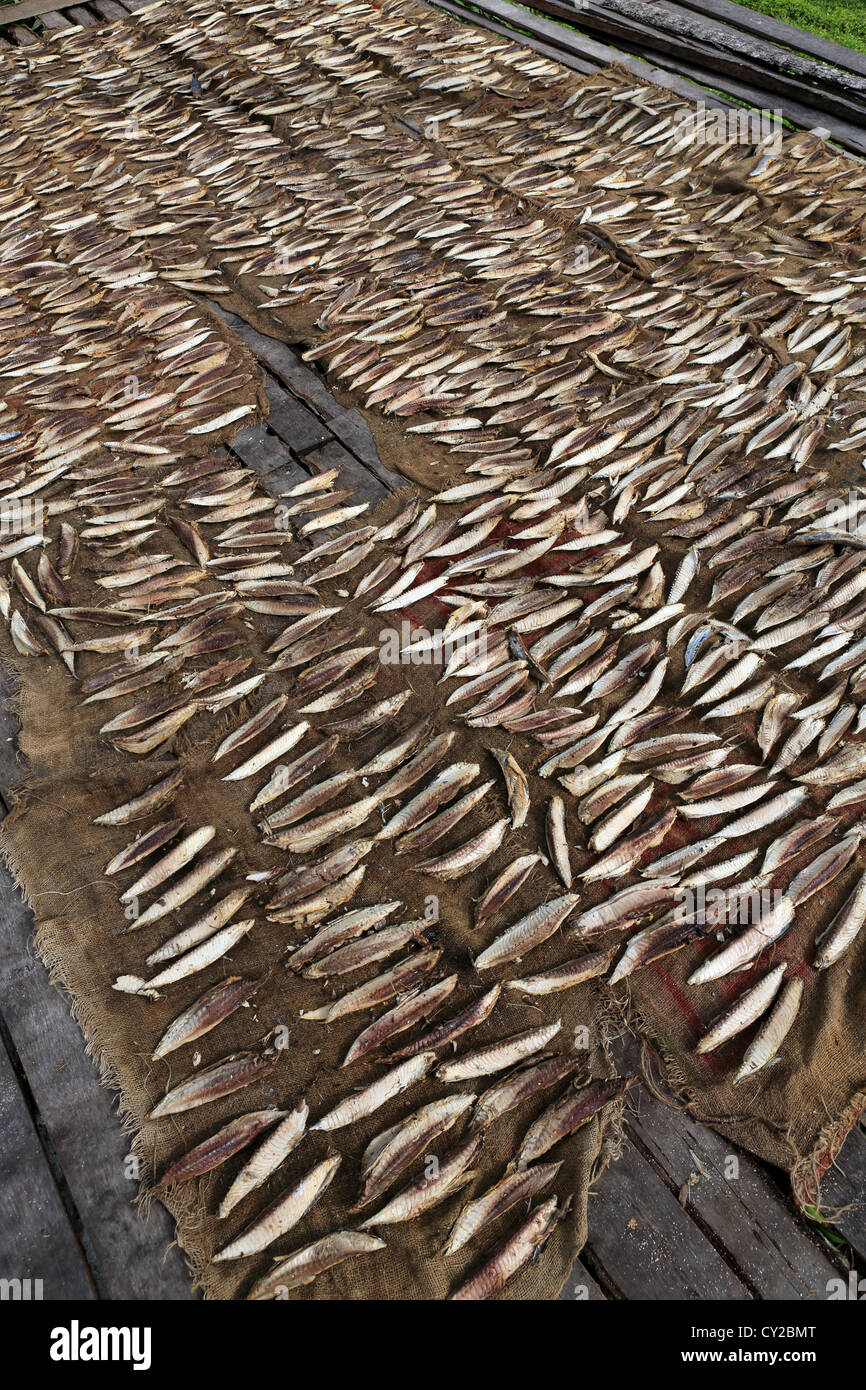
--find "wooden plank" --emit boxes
[586,1138,753,1299]
[0,669,192,1299]
[39,10,73,27]
[618,35,866,155]
[0,668,23,794]
[227,424,297,479]
[628,1092,842,1299]
[88,0,127,16]
[819,1127,866,1262]
[672,0,866,81]
[301,438,389,510]
[63,6,97,24]
[9,23,39,42]
[206,303,343,419]
[0,0,79,21]
[263,375,333,455]
[210,304,404,492]
[0,857,196,1299]
[0,1027,96,1300]
[325,406,406,493]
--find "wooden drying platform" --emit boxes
[1,299,863,1300]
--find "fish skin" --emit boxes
[246,1232,385,1300]
[443,1162,562,1256]
[155,1109,284,1189]
[734,979,803,1083]
[448,1196,559,1300]
[360,1133,482,1229]
[437,1022,561,1083]
[148,1045,278,1120]
[312,1054,436,1132]
[213,1155,341,1263]
[696,965,786,1054]
[475,855,541,928]
[412,818,509,880]
[152,975,263,1059]
[515,1076,633,1168]
[219,1100,309,1219]
[475,895,580,972]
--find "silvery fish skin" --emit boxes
[443,1162,562,1256]
[734,978,804,1084]
[213,1155,341,1263]
[815,870,866,970]
[246,1232,386,1300]
[475,896,580,972]
[506,948,616,995]
[155,1110,285,1189]
[449,1196,559,1300]
[360,1133,482,1229]
[148,1045,279,1120]
[471,1054,580,1133]
[219,1100,310,1219]
[355,1094,474,1208]
[146,887,252,967]
[474,855,541,927]
[696,965,786,1054]
[114,920,255,998]
[515,1077,634,1168]
[152,975,264,1060]
[436,1022,561,1083]
[312,1054,436,1132]
[389,985,502,1061]
[412,818,509,880]
[342,975,460,1067]
[93,768,184,825]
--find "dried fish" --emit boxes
[515,1076,633,1168]
[443,1162,561,1256]
[219,1099,309,1218]
[312,1054,435,1132]
[449,1196,558,1300]
[246,1232,385,1300]
[213,1155,341,1263]
[155,1110,284,1189]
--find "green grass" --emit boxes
[742,1,866,56]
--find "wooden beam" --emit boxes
[628,1092,844,1299]
[671,0,866,81]
[0,0,80,24]
[0,1030,96,1300]
[9,22,40,42]
[587,1138,753,1299]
